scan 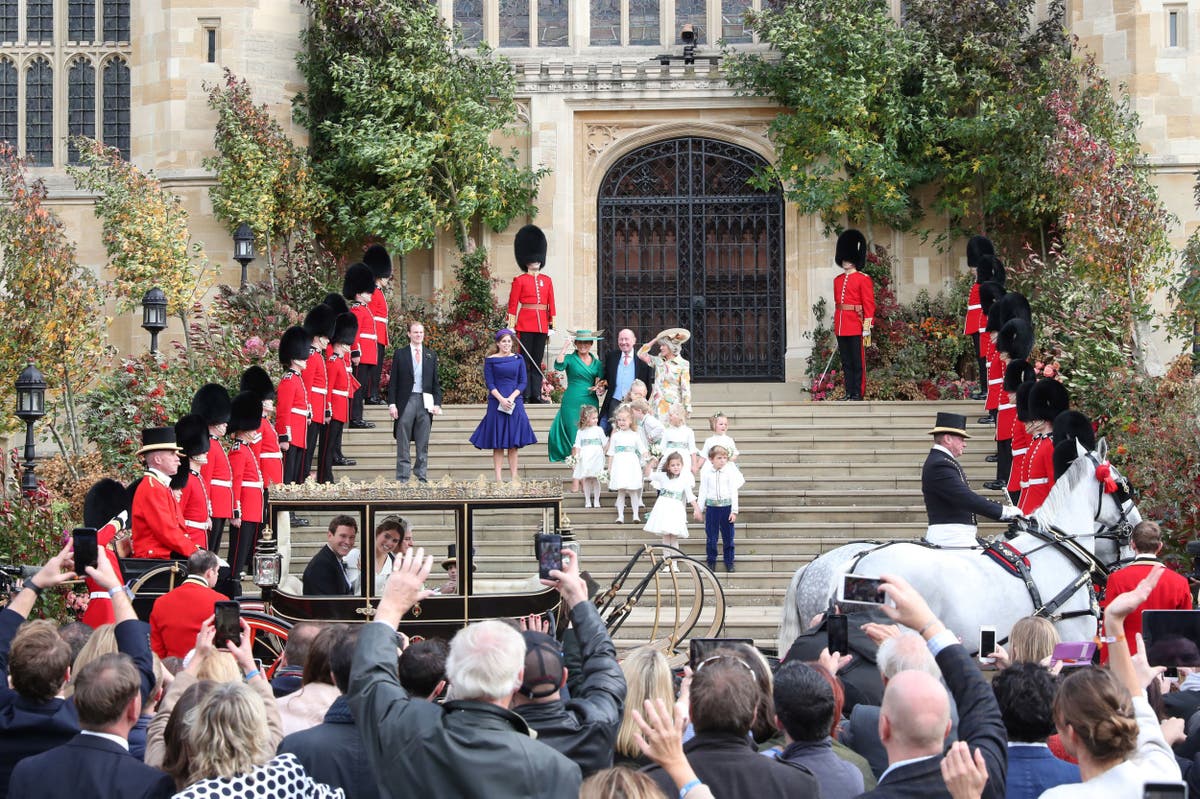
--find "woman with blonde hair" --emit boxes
[986,615,1060,668]
[63,623,118,696]
[614,646,674,768]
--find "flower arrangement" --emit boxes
[564,455,578,469]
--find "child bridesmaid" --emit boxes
[698,411,740,477]
[644,452,697,555]
[607,407,647,523]
[572,406,607,508]
[659,403,698,483]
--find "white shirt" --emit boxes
[79,730,130,751]
[697,467,743,514]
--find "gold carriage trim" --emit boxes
[270,475,564,502]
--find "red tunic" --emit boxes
[1017,434,1055,514]
[1007,423,1032,494]
[177,469,210,550]
[369,286,390,348]
[351,304,378,365]
[80,517,127,629]
[229,440,264,524]
[996,392,1016,442]
[132,471,198,559]
[275,370,310,449]
[200,436,233,519]
[985,353,1004,411]
[507,273,556,334]
[833,271,876,336]
[149,577,230,658]
[255,416,283,487]
[964,282,982,336]
[1101,557,1194,658]
[302,347,329,423]
[328,352,351,423]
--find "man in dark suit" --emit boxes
[387,320,443,483]
[859,574,1007,799]
[991,663,1078,799]
[921,411,1019,548]
[600,328,653,432]
[8,654,173,799]
[302,514,357,596]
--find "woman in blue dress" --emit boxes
[469,329,538,481]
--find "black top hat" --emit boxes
[1003,360,1035,393]
[321,292,350,316]
[441,543,477,571]
[279,325,312,367]
[364,243,393,279]
[835,229,867,270]
[519,630,565,699]
[303,304,337,340]
[175,413,211,458]
[966,235,995,269]
[228,391,264,435]
[514,225,548,272]
[928,412,970,438]
[332,312,359,347]
[1029,378,1070,423]
[997,319,1034,361]
[240,365,275,402]
[191,383,231,426]
[83,478,129,529]
[343,262,376,300]
[137,427,183,457]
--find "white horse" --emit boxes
[778,439,1140,654]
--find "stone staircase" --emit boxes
[287,392,1007,651]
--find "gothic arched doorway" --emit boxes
[597,136,785,381]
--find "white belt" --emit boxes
[185,519,207,529]
[1013,447,1028,456]
[332,389,349,397]
[261,452,282,459]
[243,481,264,488]
[967,304,981,310]
[89,591,112,600]
[292,407,310,416]
[1023,478,1049,487]
[373,316,387,324]
[211,479,233,488]
[361,333,378,340]
[999,403,1015,410]
[312,387,327,395]
[988,378,1003,385]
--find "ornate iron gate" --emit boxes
[597,137,785,381]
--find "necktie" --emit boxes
[415,348,421,365]
[623,355,630,366]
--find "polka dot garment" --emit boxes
[172,753,345,798]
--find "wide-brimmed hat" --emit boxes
[569,329,604,343]
[136,427,183,456]
[653,327,691,346]
[927,412,971,438]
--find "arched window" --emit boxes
[0,59,15,147]
[69,0,95,41]
[102,0,127,41]
[25,57,52,164]
[454,0,482,44]
[0,0,15,43]
[68,57,95,164]
[102,56,129,159]
[26,0,52,42]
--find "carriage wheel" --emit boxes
[241,611,291,677]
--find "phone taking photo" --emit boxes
[1144,781,1188,799]
[978,626,997,665]
[213,601,241,649]
[535,533,563,580]
[72,527,98,572]
[827,613,849,657]
[838,574,889,606]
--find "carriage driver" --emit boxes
[922,412,1021,547]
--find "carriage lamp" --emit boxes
[14,362,46,496]
[233,223,256,288]
[141,288,168,356]
[253,526,282,588]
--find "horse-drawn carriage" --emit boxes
[117,477,728,670]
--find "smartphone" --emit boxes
[688,637,754,670]
[1051,641,1097,667]
[978,626,997,665]
[535,533,563,580]
[1144,782,1188,799]
[827,612,849,657]
[72,527,98,572]
[1142,611,1200,669]
[838,574,888,606]
[213,601,241,649]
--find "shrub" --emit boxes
[0,452,76,622]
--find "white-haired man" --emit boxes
[348,548,581,798]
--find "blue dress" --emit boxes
[469,355,538,450]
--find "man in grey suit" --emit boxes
[388,321,443,483]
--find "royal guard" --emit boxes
[1052,410,1097,479]
[507,224,555,404]
[240,365,282,488]
[192,383,232,555]
[276,325,312,488]
[1008,378,1037,502]
[321,293,350,354]
[79,478,129,629]
[1019,378,1070,514]
[344,262,378,428]
[301,303,336,482]
[964,236,996,400]
[976,280,1006,425]
[130,427,201,559]
[227,391,265,579]
[173,413,212,551]
[363,243,392,405]
[985,319,1034,491]
[1000,361,1036,503]
[324,311,359,480]
[832,228,875,401]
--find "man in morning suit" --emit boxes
[130,427,204,559]
[302,515,358,596]
[921,412,1019,548]
[600,328,653,433]
[148,550,228,659]
[387,320,443,483]
[7,653,173,799]
[859,574,1007,799]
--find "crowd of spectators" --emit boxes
[1,539,1196,799]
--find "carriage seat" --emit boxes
[118,557,187,592]
[471,574,543,594]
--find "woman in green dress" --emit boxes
[547,330,605,462]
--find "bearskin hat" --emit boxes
[1053,410,1096,453]
[228,391,264,435]
[343,262,376,300]
[191,383,231,426]
[976,254,1006,286]
[279,325,312,367]
[1053,439,1083,480]
[240,365,275,402]
[986,291,1031,334]
[1003,360,1036,393]
[514,224,548,272]
[169,464,190,491]
[1015,379,1038,423]
[364,243,393,279]
[997,319,1034,361]
[998,291,1031,324]
[175,413,211,458]
[332,312,359,347]
[979,281,1007,316]
[835,229,867,270]
[1029,378,1070,423]
[83,478,129,529]
[303,303,337,340]
[322,292,350,316]
[967,235,995,269]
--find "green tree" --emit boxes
[67,138,215,349]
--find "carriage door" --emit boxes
[597,137,785,381]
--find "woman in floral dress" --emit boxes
[637,329,692,424]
